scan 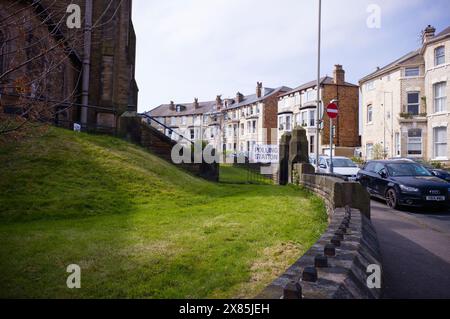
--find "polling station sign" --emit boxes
[252,144,279,163]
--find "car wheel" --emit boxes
[386,188,399,209]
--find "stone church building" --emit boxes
[0,0,138,133]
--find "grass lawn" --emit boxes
[219,164,273,185]
[0,127,327,299]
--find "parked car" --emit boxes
[317,156,360,181]
[390,158,450,183]
[358,160,450,209]
[309,154,317,169]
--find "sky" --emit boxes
[132,0,450,113]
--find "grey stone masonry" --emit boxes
[256,168,382,299]
[257,207,382,299]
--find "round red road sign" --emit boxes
[327,103,338,119]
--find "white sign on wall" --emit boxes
[73,123,81,132]
[252,144,279,163]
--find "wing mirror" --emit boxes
[378,171,387,179]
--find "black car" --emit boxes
[358,160,450,209]
[390,158,450,182]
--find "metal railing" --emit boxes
[138,113,194,146]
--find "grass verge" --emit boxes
[0,127,327,298]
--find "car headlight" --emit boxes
[400,185,420,193]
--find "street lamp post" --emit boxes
[315,0,322,172]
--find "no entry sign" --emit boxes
[327,103,339,119]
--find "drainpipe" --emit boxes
[81,0,93,129]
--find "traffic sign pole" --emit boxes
[326,102,339,174]
[330,117,333,174]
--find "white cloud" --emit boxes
[133,0,432,112]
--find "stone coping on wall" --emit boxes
[256,171,382,299]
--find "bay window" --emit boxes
[434,127,448,159]
[407,129,422,156]
[434,82,447,113]
[309,110,316,127]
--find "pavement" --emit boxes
[370,199,450,299]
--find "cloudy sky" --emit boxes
[132,0,450,112]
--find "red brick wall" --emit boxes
[263,94,283,144]
[321,84,360,147]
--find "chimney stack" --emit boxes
[216,95,223,110]
[333,65,345,85]
[193,98,199,109]
[169,101,175,111]
[422,25,436,44]
[256,82,263,98]
[236,92,244,103]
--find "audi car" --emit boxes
[357,160,450,209]
[390,158,450,183]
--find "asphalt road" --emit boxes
[370,199,450,299]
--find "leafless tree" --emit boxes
[0,0,125,140]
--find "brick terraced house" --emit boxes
[278,65,360,157]
[147,83,291,157]
[360,25,450,166]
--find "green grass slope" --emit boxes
[0,127,327,298]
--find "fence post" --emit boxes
[289,128,310,184]
[279,133,291,185]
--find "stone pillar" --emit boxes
[289,128,310,183]
[279,133,292,185]
[118,112,142,144]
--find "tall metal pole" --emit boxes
[315,0,322,172]
[81,0,93,129]
[330,118,334,173]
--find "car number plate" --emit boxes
[426,196,446,201]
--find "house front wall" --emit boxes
[361,69,403,159]
[424,37,450,165]
[277,88,322,156]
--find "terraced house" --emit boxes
[360,25,450,166]
[147,83,291,156]
[277,65,360,157]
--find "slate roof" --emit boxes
[435,26,450,38]
[148,100,217,117]
[279,76,358,98]
[359,50,421,83]
[148,86,292,117]
[360,25,450,83]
